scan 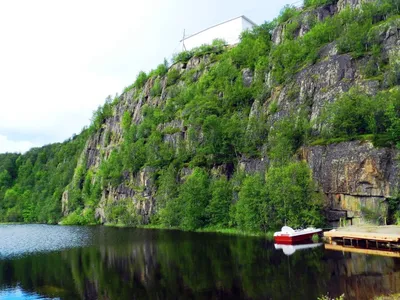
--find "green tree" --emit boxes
[268,114,309,166]
[266,162,323,229]
[179,168,210,230]
[155,165,178,212]
[235,173,267,232]
[206,177,233,227]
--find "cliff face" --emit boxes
[303,141,399,225]
[57,0,400,227]
[265,0,400,225]
[0,1,398,227]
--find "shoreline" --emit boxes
[108,223,275,239]
[1,222,274,239]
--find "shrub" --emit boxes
[318,87,400,147]
[284,19,301,40]
[387,58,400,87]
[99,150,123,186]
[268,114,310,166]
[105,198,141,225]
[231,22,273,69]
[134,71,148,89]
[61,209,92,225]
[337,22,370,57]
[121,111,132,132]
[166,68,180,86]
[304,0,335,8]
[90,96,113,132]
[150,78,162,97]
[277,5,300,24]
[193,39,226,57]
[172,50,194,64]
[149,59,169,78]
[320,88,380,137]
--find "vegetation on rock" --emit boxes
[0,0,399,232]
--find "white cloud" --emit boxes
[0,134,37,154]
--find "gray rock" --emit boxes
[242,68,253,87]
[325,209,347,221]
[239,155,268,174]
[303,141,399,222]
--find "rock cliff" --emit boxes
[57,0,400,227]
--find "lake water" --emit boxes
[0,225,399,300]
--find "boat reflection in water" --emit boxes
[274,242,324,256]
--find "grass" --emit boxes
[317,294,345,300]
[374,294,400,300]
[0,222,24,225]
[107,223,275,239]
[104,223,137,228]
[309,134,374,146]
[196,227,275,239]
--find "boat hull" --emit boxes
[274,226,323,245]
[274,232,318,244]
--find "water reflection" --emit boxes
[274,243,324,256]
[0,224,92,259]
[0,286,53,300]
[0,225,399,299]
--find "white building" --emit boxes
[181,16,257,51]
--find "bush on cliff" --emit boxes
[319,87,400,147]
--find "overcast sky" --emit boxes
[0,0,296,154]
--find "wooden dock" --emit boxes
[325,243,400,258]
[324,225,400,252]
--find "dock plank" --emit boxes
[324,225,400,243]
[325,244,400,258]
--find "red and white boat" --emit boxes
[274,226,322,244]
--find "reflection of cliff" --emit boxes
[325,251,400,299]
[1,230,400,299]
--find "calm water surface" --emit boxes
[0,225,399,300]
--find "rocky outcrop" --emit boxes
[269,16,399,126]
[271,21,400,222]
[303,141,400,225]
[337,0,373,11]
[61,190,69,216]
[239,155,269,174]
[268,52,359,127]
[242,68,253,87]
[95,167,156,224]
[271,0,381,47]
[61,2,400,227]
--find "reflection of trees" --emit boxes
[0,229,400,299]
[324,252,400,299]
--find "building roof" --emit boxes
[180,15,257,42]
